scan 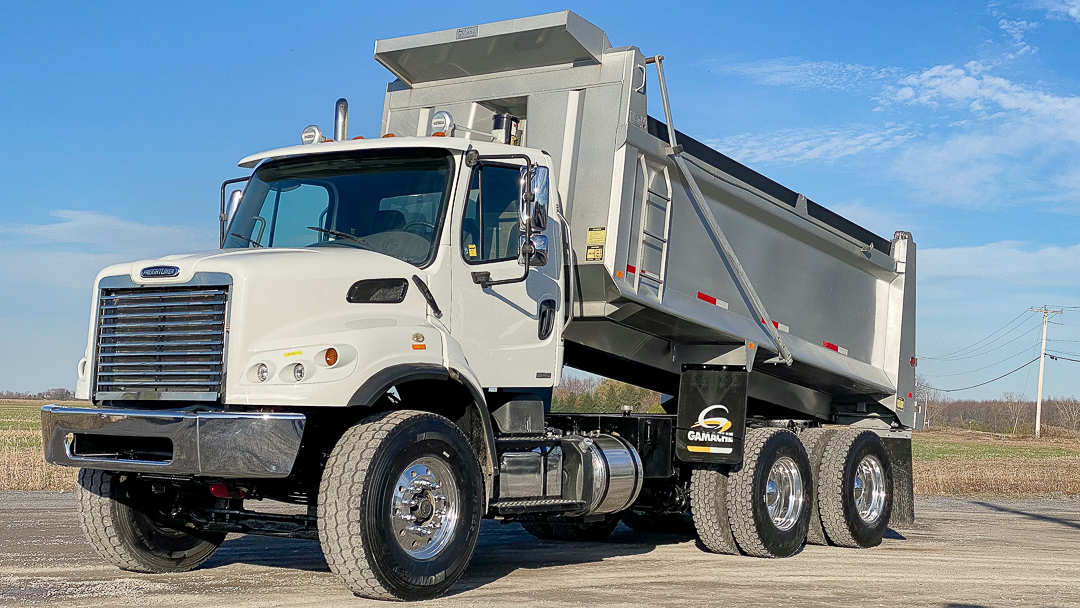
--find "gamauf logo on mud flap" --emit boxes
[140,265,180,278]
[686,404,734,454]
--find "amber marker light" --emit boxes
[325,348,339,367]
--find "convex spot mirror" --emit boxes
[226,189,243,225]
[518,234,548,267]
[519,165,549,233]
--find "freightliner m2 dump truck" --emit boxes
[42,11,919,600]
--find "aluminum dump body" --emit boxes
[376,11,917,428]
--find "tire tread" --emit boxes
[690,464,738,554]
[728,427,785,557]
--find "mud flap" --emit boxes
[675,365,748,465]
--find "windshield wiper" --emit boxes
[229,233,263,248]
[307,227,375,250]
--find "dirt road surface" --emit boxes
[2,492,1078,607]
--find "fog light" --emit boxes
[293,363,305,382]
[257,364,269,382]
[325,348,338,367]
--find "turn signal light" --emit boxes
[325,348,339,367]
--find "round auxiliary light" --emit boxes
[324,348,339,367]
[293,363,305,382]
[430,110,454,137]
[257,363,269,382]
[301,125,324,145]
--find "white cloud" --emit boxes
[1031,0,1080,23]
[0,210,206,252]
[702,58,903,91]
[0,211,211,391]
[878,63,1080,208]
[921,240,1080,285]
[706,124,916,165]
[997,18,1039,57]
[880,62,1080,130]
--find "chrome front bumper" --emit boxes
[41,405,305,478]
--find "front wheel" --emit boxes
[318,410,485,601]
[77,468,225,573]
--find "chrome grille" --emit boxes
[94,286,228,400]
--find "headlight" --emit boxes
[293,363,305,382]
[257,364,269,382]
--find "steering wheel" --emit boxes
[401,219,436,233]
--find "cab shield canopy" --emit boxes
[373,10,611,85]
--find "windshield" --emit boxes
[224,149,455,267]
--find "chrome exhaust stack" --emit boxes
[334,98,349,141]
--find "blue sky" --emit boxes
[1,1,1079,399]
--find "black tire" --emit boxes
[728,428,812,558]
[690,464,738,554]
[520,521,560,540]
[551,513,621,541]
[622,510,696,534]
[318,410,485,601]
[798,428,837,546]
[77,468,225,573]
[819,429,893,548]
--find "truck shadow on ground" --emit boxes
[972,501,1080,531]
[202,520,690,591]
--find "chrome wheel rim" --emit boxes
[853,455,886,524]
[764,456,804,531]
[390,457,460,560]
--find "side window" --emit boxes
[461,165,521,263]
[265,183,331,247]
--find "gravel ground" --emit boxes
[1,492,1078,607]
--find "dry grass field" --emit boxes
[0,400,79,491]
[2,400,1078,498]
[913,426,1080,498]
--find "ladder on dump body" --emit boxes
[633,165,674,301]
[646,55,793,365]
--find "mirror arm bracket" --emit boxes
[472,243,535,288]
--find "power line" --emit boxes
[1049,354,1080,363]
[929,323,1042,362]
[920,309,1034,360]
[921,342,1040,378]
[937,357,1042,393]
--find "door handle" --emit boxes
[538,299,556,340]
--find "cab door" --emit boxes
[449,161,562,389]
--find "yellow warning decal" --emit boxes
[467,243,477,257]
[586,227,606,245]
[585,245,604,261]
[896,397,905,411]
[284,350,302,357]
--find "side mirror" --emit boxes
[519,165,549,234]
[518,234,548,267]
[226,189,243,225]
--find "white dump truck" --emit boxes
[42,11,919,600]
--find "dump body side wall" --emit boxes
[379,41,912,422]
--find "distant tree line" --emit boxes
[916,375,1080,436]
[552,376,666,414]
[0,388,74,401]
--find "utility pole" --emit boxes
[1030,306,1063,439]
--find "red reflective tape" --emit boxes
[626,264,636,274]
[822,341,840,352]
[697,292,717,305]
